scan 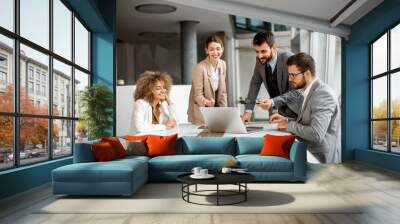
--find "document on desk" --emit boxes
[263,123,279,130]
[245,122,278,130]
[244,122,291,136]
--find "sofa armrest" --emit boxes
[289,141,307,181]
[73,140,100,163]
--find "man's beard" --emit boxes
[258,54,272,64]
[290,79,306,89]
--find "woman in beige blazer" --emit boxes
[187,35,227,125]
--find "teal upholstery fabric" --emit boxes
[116,155,150,163]
[73,140,100,163]
[52,158,148,195]
[235,137,264,155]
[53,136,308,195]
[53,162,138,182]
[149,154,235,172]
[235,155,293,172]
[289,141,307,181]
[178,137,236,155]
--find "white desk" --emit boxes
[133,122,291,137]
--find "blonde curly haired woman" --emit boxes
[131,71,177,133]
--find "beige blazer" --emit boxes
[187,58,227,125]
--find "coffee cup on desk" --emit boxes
[221,167,232,173]
[270,122,279,130]
[199,168,208,176]
[191,167,202,176]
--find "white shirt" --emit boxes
[268,49,278,73]
[131,99,177,134]
[210,67,220,91]
[301,78,318,110]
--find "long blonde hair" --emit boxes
[134,71,172,103]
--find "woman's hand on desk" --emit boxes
[164,119,177,128]
[204,98,215,107]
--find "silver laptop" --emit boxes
[200,107,263,134]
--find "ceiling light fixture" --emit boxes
[135,4,177,14]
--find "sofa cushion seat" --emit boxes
[53,159,147,183]
[115,155,150,163]
[149,154,235,172]
[178,137,236,155]
[52,157,149,195]
[236,155,293,172]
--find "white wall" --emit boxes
[116,85,191,136]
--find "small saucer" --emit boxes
[190,174,215,179]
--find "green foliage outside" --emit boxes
[79,84,114,140]
[372,99,400,145]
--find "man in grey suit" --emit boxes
[241,31,297,122]
[265,53,340,163]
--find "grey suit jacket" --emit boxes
[244,49,296,117]
[273,79,340,163]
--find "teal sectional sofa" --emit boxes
[52,137,307,196]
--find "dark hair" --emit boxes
[205,35,224,49]
[286,53,316,76]
[252,31,275,47]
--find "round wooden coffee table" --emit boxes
[177,173,255,206]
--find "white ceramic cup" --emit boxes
[191,167,202,176]
[200,169,208,176]
[271,122,279,129]
[221,167,232,174]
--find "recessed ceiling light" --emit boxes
[135,4,177,14]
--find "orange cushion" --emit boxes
[124,135,149,141]
[101,137,127,158]
[146,134,177,157]
[259,134,296,159]
[91,142,117,161]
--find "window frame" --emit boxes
[232,16,290,33]
[0,0,92,171]
[370,20,400,154]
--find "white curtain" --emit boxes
[309,32,342,163]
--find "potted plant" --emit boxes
[79,84,113,140]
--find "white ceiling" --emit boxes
[117,0,384,43]
[225,0,352,22]
[222,0,383,26]
[117,0,232,44]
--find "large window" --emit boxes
[233,16,290,33]
[0,0,14,32]
[0,0,91,170]
[371,23,400,153]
